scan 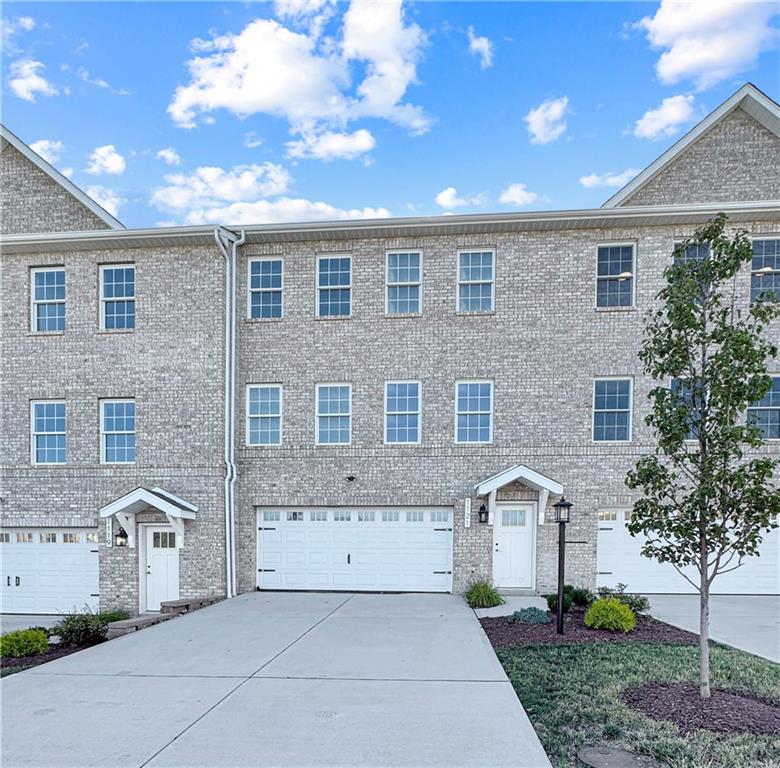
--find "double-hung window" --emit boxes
[457,250,494,313]
[455,381,493,443]
[593,379,632,442]
[316,384,351,444]
[248,258,283,319]
[748,376,780,439]
[386,251,421,315]
[670,378,699,440]
[385,381,420,444]
[596,244,635,307]
[317,255,351,317]
[247,385,282,445]
[31,268,65,332]
[100,265,135,330]
[751,239,780,303]
[31,401,66,464]
[101,399,136,463]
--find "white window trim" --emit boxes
[746,373,780,441]
[316,254,352,318]
[595,242,636,309]
[99,263,136,331]
[30,399,66,466]
[315,382,352,445]
[245,384,283,446]
[100,398,136,465]
[30,267,66,333]
[454,379,494,444]
[384,380,422,445]
[456,248,495,314]
[385,250,423,316]
[592,377,633,443]
[247,257,284,320]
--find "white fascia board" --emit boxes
[603,84,780,209]
[0,124,125,229]
[475,464,564,497]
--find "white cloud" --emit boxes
[151,163,293,212]
[579,168,640,189]
[18,16,35,31]
[434,186,486,210]
[274,0,336,38]
[2,16,36,52]
[30,139,64,165]
[524,96,570,144]
[244,131,264,148]
[156,147,182,166]
[85,185,125,217]
[76,67,109,89]
[86,145,126,175]
[467,26,494,69]
[634,94,697,140]
[498,183,539,206]
[61,167,74,178]
[636,0,779,91]
[168,0,430,146]
[286,128,375,160]
[8,60,58,102]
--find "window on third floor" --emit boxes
[596,244,635,308]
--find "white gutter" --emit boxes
[214,226,244,599]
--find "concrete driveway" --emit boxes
[648,594,779,663]
[0,615,59,633]
[1,592,550,768]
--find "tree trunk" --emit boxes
[699,563,711,699]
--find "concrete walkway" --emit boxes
[1,592,551,767]
[648,594,779,663]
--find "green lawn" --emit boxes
[497,643,780,768]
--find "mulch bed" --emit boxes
[623,682,780,735]
[1,644,87,671]
[480,609,698,647]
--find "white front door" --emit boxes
[493,504,535,589]
[145,527,179,611]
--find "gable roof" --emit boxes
[602,83,780,209]
[0,124,125,230]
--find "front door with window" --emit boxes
[493,504,535,589]
[145,527,179,611]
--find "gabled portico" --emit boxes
[475,464,564,525]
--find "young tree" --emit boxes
[626,214,780,699]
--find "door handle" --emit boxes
[15,576,20,586]
[347,553,351,565]
[6,576,9,586]
[495,542,499,551]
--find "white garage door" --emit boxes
[597,510,779,595]
[257,507,453,592]
[1,529,99,614]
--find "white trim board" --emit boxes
[1,123,125,230]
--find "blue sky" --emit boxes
[2,1,779,228]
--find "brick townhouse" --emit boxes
[1,82,778,616]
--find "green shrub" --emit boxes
[53,608,131,646]
[507,607,550,624]
[571,587,595,607]
[596,583,650,615]
[0,629,49,658]
[28,625,52,637]
[584,597,637,633]
[464,580,504,608]
[545,592,573,613]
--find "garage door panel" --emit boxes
[257,508,453,593]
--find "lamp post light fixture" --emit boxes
[553,497,573,635]
[478,504,489,524]
[114,527,129,547]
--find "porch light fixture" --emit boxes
[478,504,489,524]
[114,527,128,547]
[553,497,573,635]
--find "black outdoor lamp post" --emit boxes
[553,497,573,635]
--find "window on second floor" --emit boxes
[385,381,420,444]
[596,244,635,308]
[100,265,135,330]
[386,251,422,315]
[458,250,494,313]
[316,384,351,444]
[455,380,493,443]
[671,378,699,440]
[748,376,780,439]
[317,256,351,317]
[751,239,780,303]
[101,399,136,464]
[593,378,632,442]
[31,400,66,465]
[248,258,283,319]
[31,268,65,332]
[247,384,282,445]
